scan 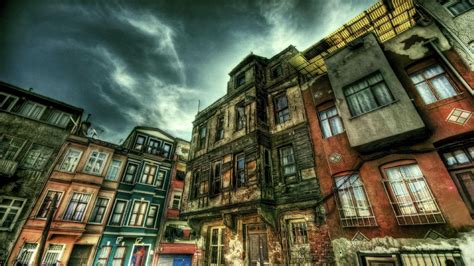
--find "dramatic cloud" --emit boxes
[0,0,375,143]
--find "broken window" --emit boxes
[21,144,53,170]
[63,192,91,222]
[319,106,344,138]
[334,174,376,227]
[279,146,296,178]
[382,163,445,225]
[0,135,26,160]
[209,227,225,266]
[129,200,148,226]
[236,72,246,87]
[409,64,458,105]
[344,72,394,117]
[198,124,207,149]
[84,150,108,175]
[236,103,245,131]
[271,64,283,79]
[59,148,82,172]
[443,0,473,16]
[234,153,246,187]
[37,190,63,219]
[210,161,222,196]
[122,162,139,183]
[215,115,224,142]
[274,94,290,124]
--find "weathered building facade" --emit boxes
[0,81,83,264]
[8,134,126,265]
[296,2,474,265]
[181,47,331,265]
[93,127,176,266]
[155,139,198,266]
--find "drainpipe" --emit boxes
[424,38,474,95]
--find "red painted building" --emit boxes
[298,15,474,266]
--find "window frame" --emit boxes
[88,197,109,224]
[156,169,168,189]
[128,200,149,227]
[209,226,225,266]
[191,169,201,199]
[42,243,65,266]
[108,199,128,226]
[279,146,297,179]
[21,143,54,170]
[171,191,182,209]
[442,0,474,16]
[139,163,157,185]
[112,246,127,266]
[162,143,172,158]
[0,134,26,160]
[146,138,162,155]
[18,101,47,120]
[343,71,395,117]
[145,204,159,228]
[134,134,147,151]
[318,106,344,138]
[83,150,109,175]
[210,160,222,196]
[235,102,246,131]
[105,159,122,181]
[96,245,112,265]
[288,219,309,246]
[122,162,139,184]
[271,63,283,80]
[0,196,26,230]
[0,92,19,112]
[58,148,83,173]
[274,93,290,124]
[234,153,246,188]
[63,192,92,222]
[36,190,63,219]
[215,115,225,142]
[381,161,445,225]
[198,124,207,150]
[235,72,246,87]
[16,242,38,265]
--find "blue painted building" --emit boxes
[94,127,177,266]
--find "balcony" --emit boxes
[0,159,18,177]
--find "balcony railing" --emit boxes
[0,159,18,177]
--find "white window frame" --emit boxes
[42,243,65,266]
[156,169,168,189]
[145,204,159,228]
[59,148,83,173]
[108,199,128,226]
[139,163,157,185]
[0,92,19,111]
[0,196,26,230]
[83,150,109,175]
[105,159,122,181]
[16,242,38,265]
[318,106,344,138]
[209,227,225,266]
[47,110,72,127]
[171,191,182,210]
[19,101,46,120]
[0,134,26,160]
[128,200,149,227]
[21,143,53,169]
[63,192,92,222]
[96,245,112,265]
[113,245,127,265]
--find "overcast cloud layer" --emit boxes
[0,0,375,143]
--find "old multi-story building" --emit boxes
[8,134,126,265]
[155,139,198,265]
[0,81,83,264]
[293,0,474,265]
[181,47,329,264]
[93,127,177,266]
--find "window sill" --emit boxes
[348,100,399,120]
[424,93,466,110]
[323,131,346,140]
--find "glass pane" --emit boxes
[355,89,377,113]
[415,83,437,104]
[453,150,469,164]
[431,75,457,100]
[443,152,457,166]
[321,120,332,138]
[423,65,444,79]
[372,82,393,106]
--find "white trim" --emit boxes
[0,196,26,231]
[58,148,83,173]
[145,204,160,229]
[83,150,109,175]
[127,199,150,227]
[42,243,65,265]
[0,92,19,112]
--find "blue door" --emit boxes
[172,256,192,266]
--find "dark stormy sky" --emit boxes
[0,0,375,143]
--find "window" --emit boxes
[19,101,46,120]
[236,72,246,87]
[42,244,64,266]
[236,103,245,130]
[21,144,53,169]
[134,135,146,151]
[129,200,148,227]
[96,245,111,266]
[289,220,308,245]
[410,64,458,104]
[344,72,394,116]
[171,192,182,209]
[334,174,376,227]
[156,170,167,189]
[209,227,225,266]
[59,149,82,172]
[84,151,108,175]
[191,170,200,199]
[0,196,26,230]
[146,139,161,155]
[47,110,71,127]
[0,93,18,111]
[274,94,290,124]
[122,162,139,183]
[263,149,273,185]
[109,200,127,226]
[112,246,126,266]
[383,163,445,225]
[319,106,344,138]
[271,64,283,79]
[279,146,296,177]
[0,135,25,160]
[215,115,224,142]
[16,242,38,265]
[211,161,222,196]
[89,198,109,224]
[198,124,207,149]
[37,190,62,218]
[443,147,474,166]
[444,0,473,16]
[105,159,122,181]
[140,164,157,185]
[145,204,158,228]
[63,193,91,222]
[163,143,172,158]
[234,153,246,187]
